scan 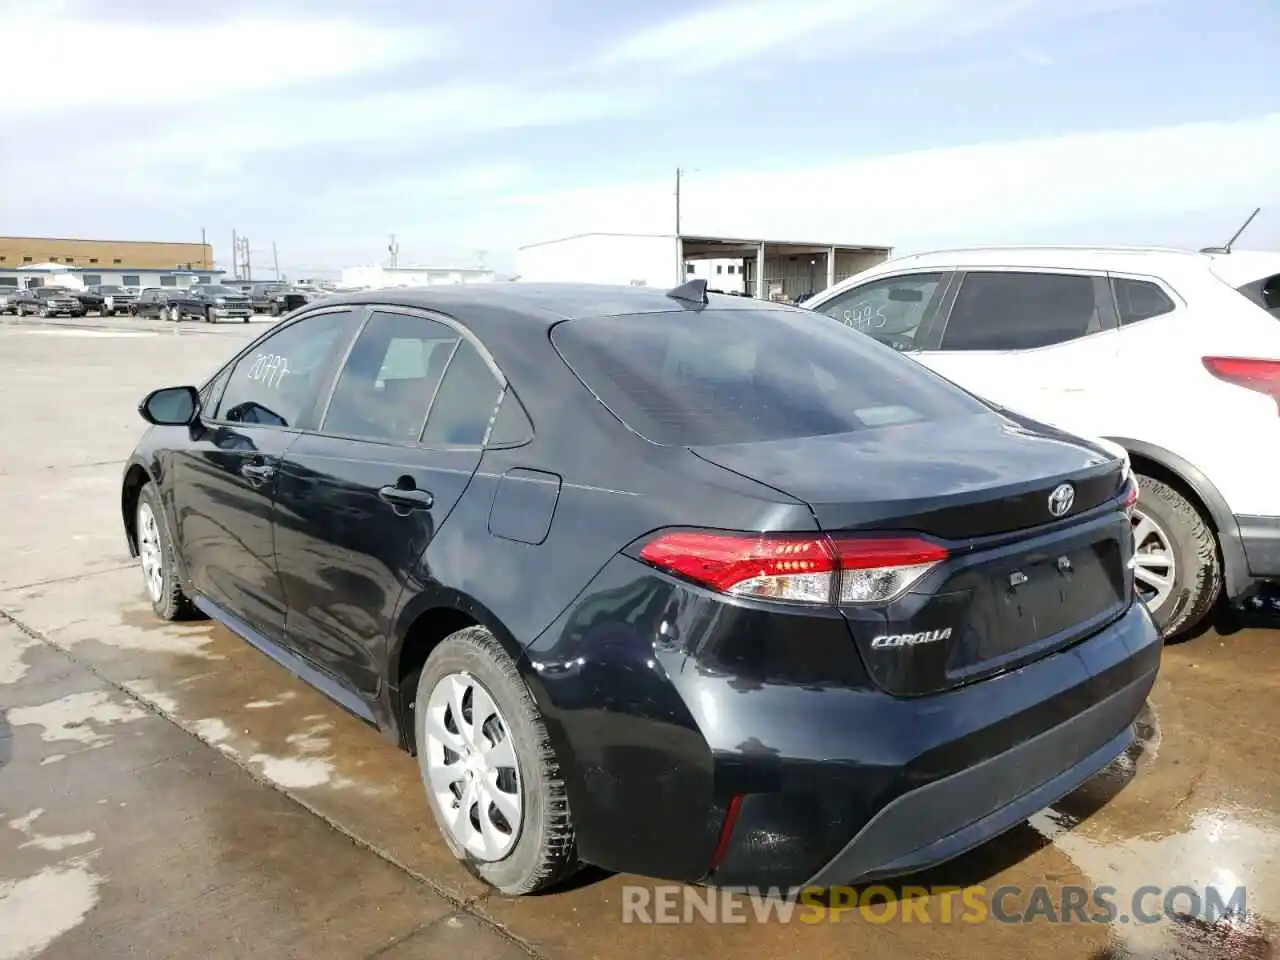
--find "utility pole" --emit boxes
[675,167,682,236]
[234,236,251,280]
[231,229,238,280]
[674,167,682,285]
[200,227,207,267]
[388,234,399,269]
[272,242,280,281]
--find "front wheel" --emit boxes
[1131,475,1221,639]
[135,483,198,621]
[205,308,216,324]
[415,626,579,895]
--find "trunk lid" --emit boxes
[691,413,1133,696]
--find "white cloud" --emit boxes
[592,0,1152,76]
[129,82,636,162]
[0,4,439,116]
[595,0,899,74]
[492,113,1280,248]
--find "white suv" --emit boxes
[803,246,1280,639]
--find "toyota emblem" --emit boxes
[1048,483,1075,518]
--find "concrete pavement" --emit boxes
[1,315,1277,959]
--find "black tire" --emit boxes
[1134,474,1221,639]
[414,626,578,895]
[205,308,216,324]
[270,302,281,317]
[135,482,199,621]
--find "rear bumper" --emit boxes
[1237,515,1280,580]
[526,552,1161,889]
[800,677,1141,889]
[708,602,1159,890]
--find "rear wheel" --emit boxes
[205,308,216,324]
[414,626,578,895]
[1132,474,1221,639]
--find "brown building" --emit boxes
[0,236,213,271]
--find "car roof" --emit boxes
[850,244,1280,280]
[319,282,796,330]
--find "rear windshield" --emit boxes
[551,308,989,446]
[1236,274,1280,320]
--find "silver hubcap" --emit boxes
[137,502,164,603]
[424,672,522,861]
[1131,508,1176,614]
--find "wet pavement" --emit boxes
[1,316,1278,959]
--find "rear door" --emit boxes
[915,269,1121,439]
[274,308,505,698]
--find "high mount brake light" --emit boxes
[637,530,949,605]
[1203,356,1280,414]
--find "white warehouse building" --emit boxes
[340,264,497,289]
[516,233,893,301]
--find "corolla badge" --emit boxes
[871,628,952,649]
[1048,483,1075,518]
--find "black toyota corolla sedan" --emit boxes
[121,280,1159,895]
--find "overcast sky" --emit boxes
[2,0,1277,276]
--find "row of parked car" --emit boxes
[0,280,324,322]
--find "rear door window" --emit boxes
[940,271,1105,350]
[551,308,988,446]
[321,311,459,442]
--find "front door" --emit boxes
[173,308,359,642]
[274,309,503,698]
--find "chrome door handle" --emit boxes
[378,485,434,510]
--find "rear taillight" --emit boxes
[1203,356,1280,414]
[636,530,949,605]
[1121,474,1139,516]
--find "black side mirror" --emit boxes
[139,385,200,426]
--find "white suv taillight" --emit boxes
[637,530,949,605]
[1203,356,1280,414]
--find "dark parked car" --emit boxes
[86,284,138,316]
[74,288,106,314]
[175,284,254,323]
[11,286,87,317]
[225,281,309,315]
[129,287,178,319]
[120,280,1158,896]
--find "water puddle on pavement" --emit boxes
[1033,703,1280,959]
